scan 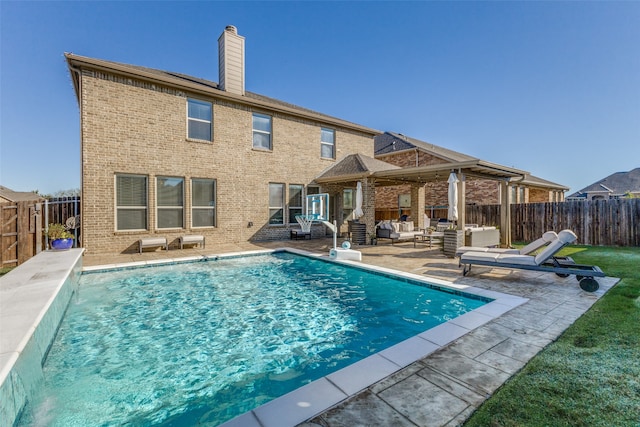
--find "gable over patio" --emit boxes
[314,154,529,247]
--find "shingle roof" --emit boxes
[65,53,379,136]
[375,132,568,190]
[520,174,569,191]
[568,168,640,198]
[0,185,43,202]
[375,132,476,163]
[315,154,399,182]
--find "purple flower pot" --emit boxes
[51,238,73,250]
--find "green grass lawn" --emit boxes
[464,245,640,427]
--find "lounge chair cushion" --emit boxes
[496,253,538,266]
[455,246,519,257]
[460,251,500,263]
[518,231,558,255]
[533,230,577,265]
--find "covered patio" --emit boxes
[314,154,530,248]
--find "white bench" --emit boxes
[139,237,168,254]
[180,235,205,249]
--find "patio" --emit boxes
[82,238,618,427]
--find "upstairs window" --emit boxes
[253,113,272,150]
[187,99,212,141]
[157,177,184,229]
[268,183,284,225]
[321,128,335,159]
[116,174,148,231]
[192,179,216,228]
[288,184,304,224]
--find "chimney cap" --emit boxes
[225,25,238,34]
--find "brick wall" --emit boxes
[529,187,551,202]
[80,70,374,254]
[375,150,503,215]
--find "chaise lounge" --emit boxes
[459,229,605,292]
[455,230,558,257]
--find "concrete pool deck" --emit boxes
[0,239,617,427]
[78,238,619,427]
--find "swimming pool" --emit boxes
[16,251,492,426]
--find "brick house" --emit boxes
[66,26,378,255]
[374,132,568,221]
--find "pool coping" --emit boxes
[80,247,528,427]
[0,248,84,425]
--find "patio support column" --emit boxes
[456,172,466,230]
[362,178,376,238]
[411,184,425,230]
[500,180,512,247]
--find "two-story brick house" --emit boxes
[67,26,378,254]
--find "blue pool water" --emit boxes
[17,252,488,426]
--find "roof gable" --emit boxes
[375,132,476,163]
[315,154,399,182]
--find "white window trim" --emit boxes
[288,184,304,224]
[114,174,148,232]
[191,178,216,229]
[268,182,285,226]
[320,127,335,159]
[156,176,185,230]
[187,98,213,142]
[252,113,272,150]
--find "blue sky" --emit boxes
[1,1,639,195]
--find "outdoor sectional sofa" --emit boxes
[376,220,423,243]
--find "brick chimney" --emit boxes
[218,25,245,95]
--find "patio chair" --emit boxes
[455,231,558,257]
[459,229,605,292]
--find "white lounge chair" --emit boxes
[459,229,605,292]
[455,231,558,257]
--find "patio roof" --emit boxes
[314,153,401,184]
[315,156,528,186]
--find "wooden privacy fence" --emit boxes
[465,199,640,247]
[1,200,43,267]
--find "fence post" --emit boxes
[44,200,49,250]
[35,203,42,254]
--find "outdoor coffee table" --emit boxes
[413,231,444,248]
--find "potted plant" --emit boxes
[46,223,74,250]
